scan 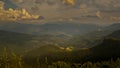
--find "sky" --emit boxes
[1,0,120,25]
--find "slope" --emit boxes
[88,30,120,61]
[68,23,120,48]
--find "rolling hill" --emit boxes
[0,21,103,48]
[0,29,72,54]
[86,30,120,61]
[67,23,120,48]
[0,30,34,54]
[24,44,63,58]
[0,21,101,36]
[6,27,119,64]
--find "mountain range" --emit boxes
[88,30,120,61]
[0,22,120,50]
[0,21,120,63]
[67,23,120,48]
[0,29,70,54]
[0,0,120,66]
[23,29,120,63]
[0,21,101,36]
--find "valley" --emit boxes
[0,0,120,68]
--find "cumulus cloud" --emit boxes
[10,0,120,22]
[62,0,75,6]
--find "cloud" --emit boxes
[96,11,103,19]
[0,1,40,21]
[62,0,75,6]
[10,0,120,23]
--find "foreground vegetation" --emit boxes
[0,48,120,68]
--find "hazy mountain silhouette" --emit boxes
[0,29,70,54]
[0,30,35,54]
[68,23,120,48]
[0,21,101,36]
[20,28,120,63]
[87,30,120,61]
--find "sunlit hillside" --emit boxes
[0,0,120,68]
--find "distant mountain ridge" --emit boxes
[0,23,120,63]
[68,23,120,48]
[107,30,120,38]
[0,21,101,36]
[23,30,120,63]
[87,30,120,61]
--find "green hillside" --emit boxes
[0,30,36,54]
[68,23,120,48]
[24,29,120,63]
[0,29,72,55]
[86,30,120,62]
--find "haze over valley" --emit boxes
[0,0,120,68]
